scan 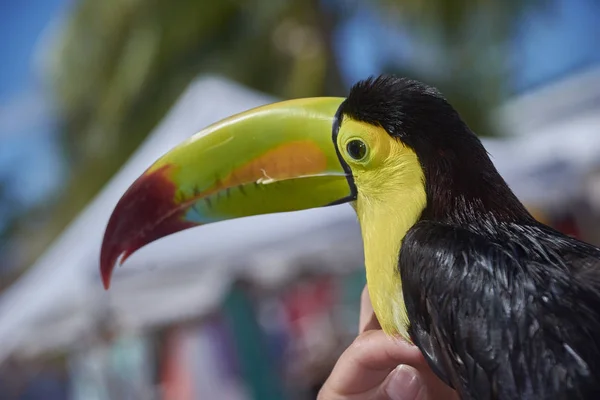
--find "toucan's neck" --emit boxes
[419,146,534,226]
[354,150,427,341]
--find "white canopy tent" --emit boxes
[1,69,599,365]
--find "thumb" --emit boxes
[381,365,428,400]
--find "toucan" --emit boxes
[100,75,600,399]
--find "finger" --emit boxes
[379,363,459,400]
[322,330,423,396]
[363,313,382,333]
[359,286,382,333]
[359,286,373,333]
[379,365,425,400]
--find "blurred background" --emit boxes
[1,0,600,398]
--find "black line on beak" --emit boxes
[327,100,357,206]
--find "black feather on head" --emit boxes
[338,75,534,225]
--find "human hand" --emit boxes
[317,286,458,400]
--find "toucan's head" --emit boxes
[100,75,527,289]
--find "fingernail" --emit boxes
[385,365,423,400]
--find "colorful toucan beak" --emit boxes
[100,97,355,289]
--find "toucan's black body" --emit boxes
[403,220,600,400]
[343,77,600,399]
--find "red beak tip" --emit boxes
[100,250,132,290]
[100,260,115,290]
[98,165,193,292]
[102,276,111,291]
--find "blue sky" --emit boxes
[510,0,600,91]
[0,0,68,99]
[0,0,70,212]
[331,0,600,91]
[0,0,599,226]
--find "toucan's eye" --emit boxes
[346,139,367,160]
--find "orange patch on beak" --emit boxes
[180,140,329,203]
[219,140,329,186]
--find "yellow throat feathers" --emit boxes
[350,121,427,341]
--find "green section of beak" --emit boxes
[100,97,354,288]
[154,96,352,220]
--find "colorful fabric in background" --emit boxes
[256,296,291,373]
[68,344,113,400]
[68,335,154,400]
[221,285,287,400]
[160,323,247,400]
[280,276,338,380]
[160,327,195,400]
[110,335,155,399]
[190,317,249,400]
[65,271,366,400]
[282,277,336,337]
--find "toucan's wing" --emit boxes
[400,220,600,400]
